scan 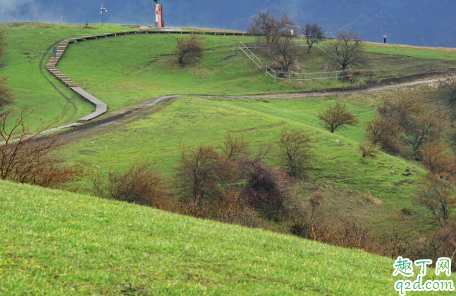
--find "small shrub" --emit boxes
[276,129,312,177]
[401,207,412,216]
[317,101,358,133]
[91,162,170,209]
[359,141,378,160]
[240,164,288,221]
[174,35,205,67]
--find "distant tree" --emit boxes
[270,35,301,74]
[219,133,250,161]
[406,108,445,160]
[276,129,312,177]
[417,173,456,228]
[318,101,359,133]
[365,116,403,153]
[303,23,325,52]
[175,145,239,214]
[91,162,170,208]
[422,141,456,176]
[174,35,205,67]
[240,163,288,221]
[247,11,298,54]
[332,31,364,70]
[0,107,81,187]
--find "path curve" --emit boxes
[39,40,77,124]
[39,29,453,138]
[59,74,451,141]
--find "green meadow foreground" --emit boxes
[1,181,454,295]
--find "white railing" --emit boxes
[240,41,352,83]
[266,67,349,83]
[239,42,263,70]
[315,42,352,71]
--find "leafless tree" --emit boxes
[91,162,170,208]
[276,129,312,177]
[422,141,456,176]
[332,31,364,70]
[365,116,403,153]
[318,101,359,133]
[270,35,301,74]
[0,107,81,188]
[303,23,325,52]
[417,173,456,227]
[247,11,298,54]
[174,35,206,67]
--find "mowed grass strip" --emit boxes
[1,180,453,295]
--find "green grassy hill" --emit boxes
[1,180,453,295]
[2,23,456,294]
[3,23,456,236]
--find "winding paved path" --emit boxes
[41,29,452,137]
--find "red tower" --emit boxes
[154,0,164,28]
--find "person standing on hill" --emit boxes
[383,33,387,43]
[53,47,57,58]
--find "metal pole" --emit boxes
[101,8,107,27]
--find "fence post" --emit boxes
[336,72,338,81]
[289,73,291,81]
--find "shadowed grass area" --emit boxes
[1,180,454,295]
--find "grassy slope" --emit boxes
[62,93,432,235]
[1,180,453,295]
[0,23,162,127]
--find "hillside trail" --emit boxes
[59,74,449,141]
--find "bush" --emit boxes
[317,101,358,133]
[240,164,288,221]
[91,162,170,209]
[174,35,205,67]
[276,129,312,177]
[0,107,81,188]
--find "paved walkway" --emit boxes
[46,41,107,123]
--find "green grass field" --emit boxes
[60,92,433,236]
[2,23,456,294]
[1,180,454,295]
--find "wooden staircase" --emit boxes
[46,41,107,123]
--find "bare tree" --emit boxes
[318,101,359,133]
[276,129,312,177]
[422,141,456,176]
[269,35,301,74]
[0,107,81,187]
[417,173,456,227]
[91,162,170,208]
[303,23,325,52]
[219,133,250,161]
[365,116,403,153]
[174,35,205,67]
[406,108,445,160]
[247,11,298,53]
[332,31,364,70]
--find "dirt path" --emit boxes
[58,75,448,141]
